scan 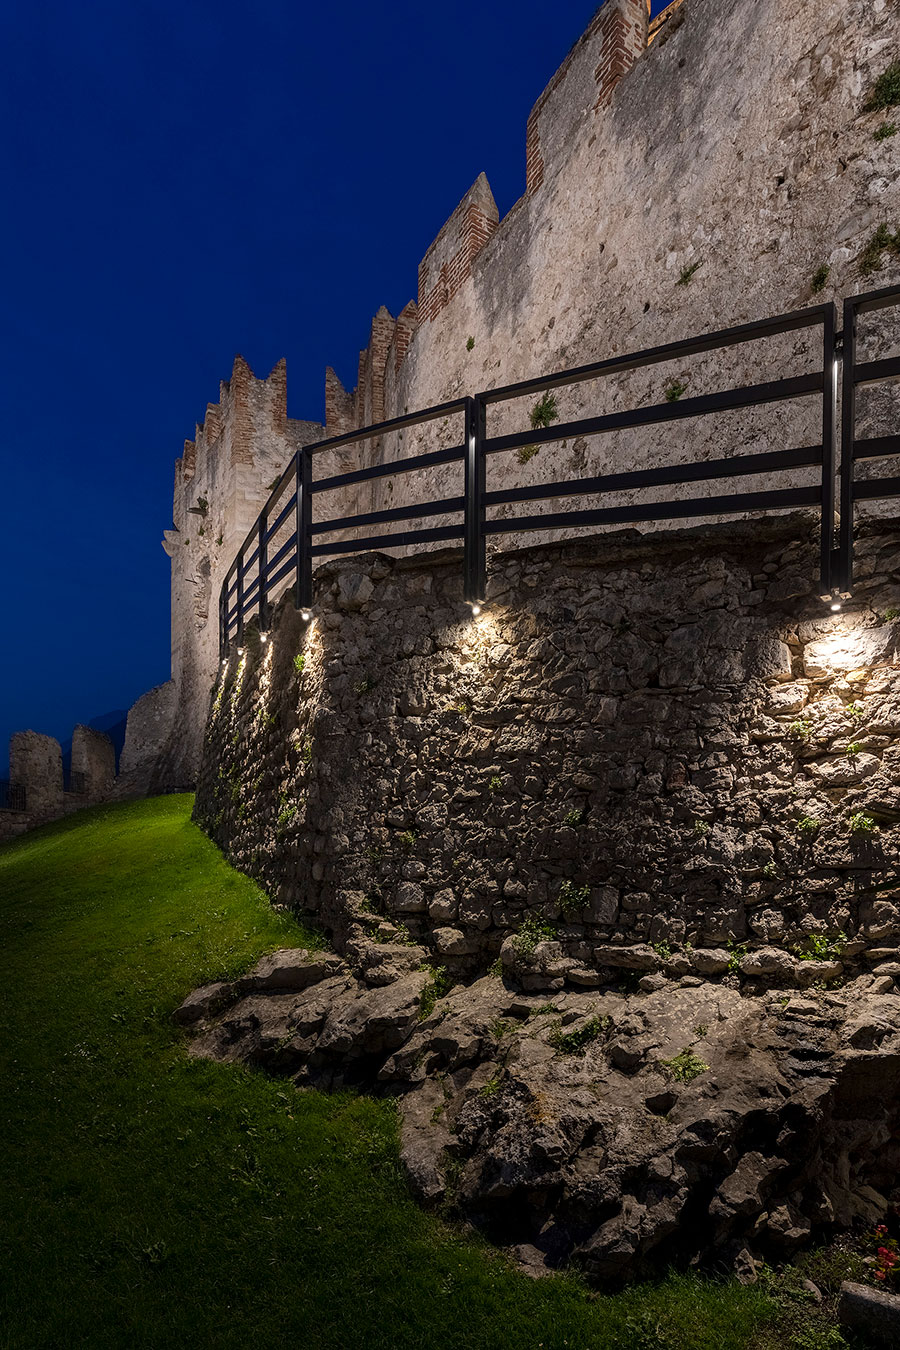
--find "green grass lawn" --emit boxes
[0,796,780,1349]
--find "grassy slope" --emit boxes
[0,797,775,1350]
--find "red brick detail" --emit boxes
[594,0,648,111]
[224,356,254,468]
[418,203,498,323]
[393,301,419,373]
[182,440,196,481]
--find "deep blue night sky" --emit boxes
[0,0,669,772]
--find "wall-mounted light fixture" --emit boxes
[300,609,313,623]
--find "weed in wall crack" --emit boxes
[811,263,830,294]
[865,61,900,112]
[859,224,900,276]
[874,120,898,142]
[558,880,590,917]
[660,1048,709,1083]
[677,260,703,285]
[664,377,688,403]
[517,391,559,465]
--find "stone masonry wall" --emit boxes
[163,0,900,802]
[196,517,900,987]
[335,0,900,558]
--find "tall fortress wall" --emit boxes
[155,0,900,790]
[4,0,898,825]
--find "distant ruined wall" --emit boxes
[0,726,117,842]
[196,516,900,982]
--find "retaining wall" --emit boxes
[195,517,900,981]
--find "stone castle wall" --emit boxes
[195,516,900,987]
[158,0,900,796]
[161,357,324,788]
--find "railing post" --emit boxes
[820,303,838,593]
[236,548,245,649]
[463,394,487,604]
[220,579,230,658]
[295,449,313,612]
[836,296,858,593]
[258,510,269,632]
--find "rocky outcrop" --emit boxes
[179,943,900,1284]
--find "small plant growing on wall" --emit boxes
[293,653,306,674]
[466,336,475,351]
[660,1048,709,1083]
[811,263,830,294]
[549,1015,608,1055]
[727,941,747,974]
[488,775,502,793]
[563,808,583,827]
[794,932,846,962]
[517,391,559,464]
[846,701,865,718]
[677,260,703,286]
[558,880,590,916]
[418,966,450,1019]
[512,916,557,957]
[875,121,898,142]
[694,819,711,836]
[859,225,900,277]
[865,62,900,112]
[664,377,688,403]
[789,718,812,741]
[849,812,878,835]
[797,815,821,837]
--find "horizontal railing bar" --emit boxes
[226,603,238,623]
[311,496,465,536]
[242,578,260,609]
[855,477,900,500]
[310,523,465,557]
[484,374,823,455]
[854,435,900,459]
[853,354,900,386]
[266,492,298,542]
[506,374,821,455]
[847,283,900,317]
[305,398,467,457]
[313,444,465,494]
[484,444,822,508]
[264,553,298,595]
[243,544,259,572]
[226,578,237,597]
[480,306,830,406]
[484,485,821,535]
[265,534,297,576]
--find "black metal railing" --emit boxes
[0,780,27,812]
[219,286,900,655]
[837,283,900,590]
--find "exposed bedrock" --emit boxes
[180,946,900,1283]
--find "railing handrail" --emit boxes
[217,286,900,656]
